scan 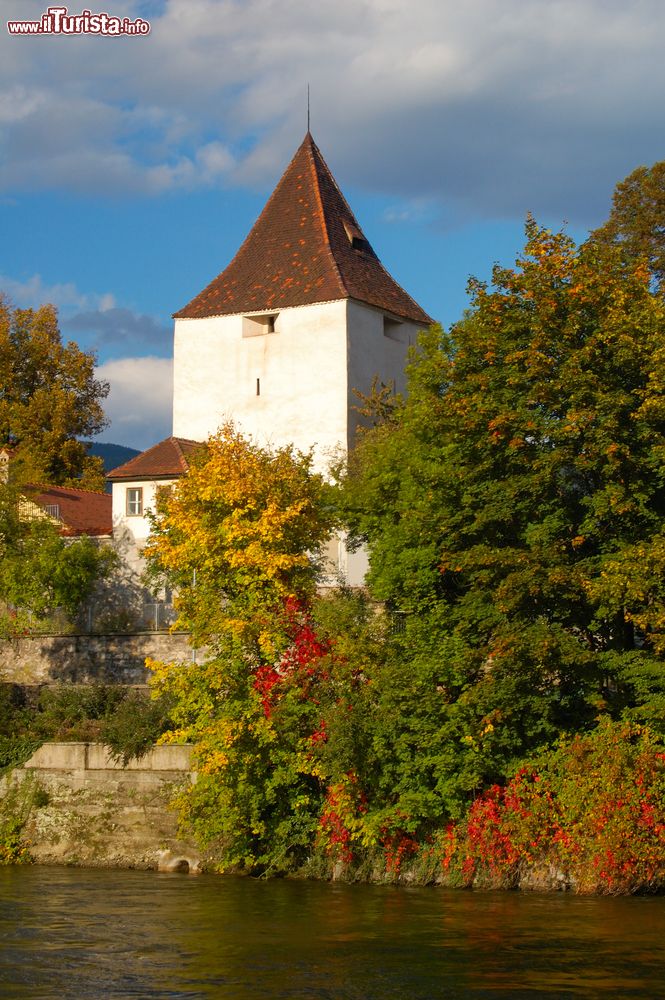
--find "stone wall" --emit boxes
[0,631,196,685]
[24,741,193,781]
[4,742,201,871]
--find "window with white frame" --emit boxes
[126,487,143,516]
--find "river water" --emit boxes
[0,867,663,999]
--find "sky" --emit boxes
[1,0,665,450]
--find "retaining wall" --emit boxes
[23,741,193,788]
[0,631,195,685]
[5,742,201,871]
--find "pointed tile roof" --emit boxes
[107,436,201,481]
[174,133,432,325]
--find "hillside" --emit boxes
[84,442,140,475]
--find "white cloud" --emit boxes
[0,271,172,359]
[96,356,173,450]
[1,0,665,220]
[382,198,439,225]
[0,272,115,312]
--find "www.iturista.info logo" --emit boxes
[7,6,151,35]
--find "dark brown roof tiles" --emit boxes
[174,133,432,326]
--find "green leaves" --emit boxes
[341,219,665,809]
[590,161,665,293]
[0,480,114,627]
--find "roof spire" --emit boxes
[307,83,310,134]
[173,133,432,325]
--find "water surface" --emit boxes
[0,867,663,998]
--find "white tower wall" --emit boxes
[173,297,424,471]
[173,300,348,470]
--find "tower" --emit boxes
[109,133,432,589]
[171,133,432,469]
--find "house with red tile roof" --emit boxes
[111,133,431,586]
[1,447,112,539]
[27,484,112,538]
[107,436,200,577]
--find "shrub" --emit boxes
[437,719,665,893]
[101,689,174,765]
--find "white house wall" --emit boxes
[173,298,427,468]
[170,297,428,587]
[111,478,174,574]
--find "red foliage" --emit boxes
[252,597,330,716]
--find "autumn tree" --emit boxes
[591,161,665,292]
[341,219,665,815]
[144,424,338,872]
[0,296,108,488]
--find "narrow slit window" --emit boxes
[256,377,261,396]
[383,316,407,343]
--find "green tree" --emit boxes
[144,425,337,872]
[0,296,108,488]
[0,479,115,635]
[591,161,665,292]
[342,219,665,818]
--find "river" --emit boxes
[0,867,663,998]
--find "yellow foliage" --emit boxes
[143,423,335,649]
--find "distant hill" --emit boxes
[85,442,140,474]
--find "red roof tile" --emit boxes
[107,436,201,481]
[30,485,112,537]
[174,133,433,325]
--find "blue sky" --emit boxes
[2,0,664,449]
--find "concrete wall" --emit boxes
[6,742,201,870]
[24,741,192,784]
[0,631,195,685]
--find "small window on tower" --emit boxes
[383,316,407,343]
[242,314,278,337]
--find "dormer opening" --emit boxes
[242,313,278,338]
[343,220,374,255]
[383,316,407,344]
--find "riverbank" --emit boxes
[3,735,665,896]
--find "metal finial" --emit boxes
[307,84,310,133]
